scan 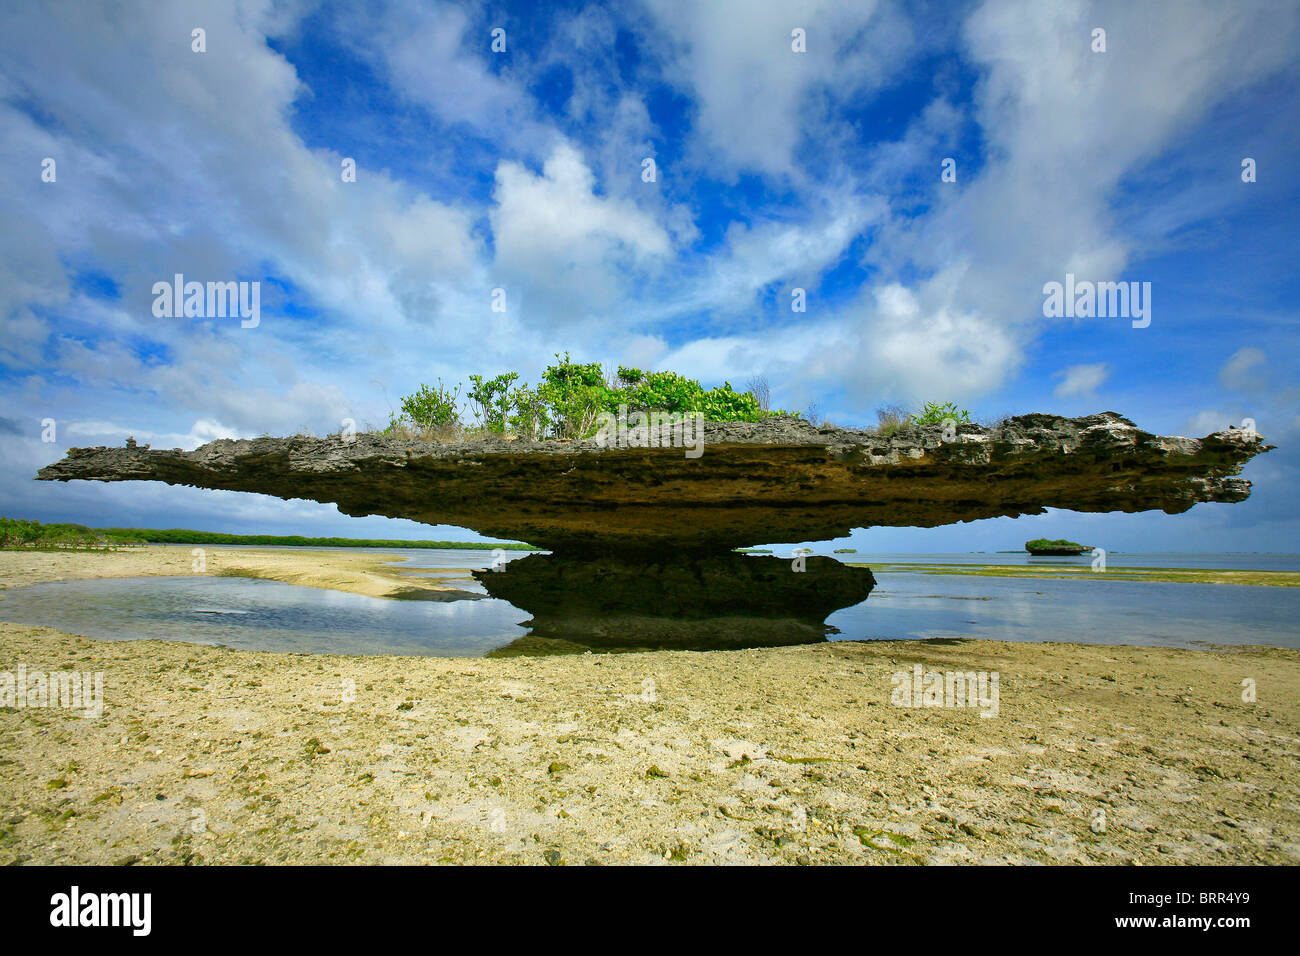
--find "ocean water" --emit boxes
[199,544,1300,574]
[779,551,1300,572]
[827,571,1300,649]
[0,575,528,656]
[0,550,1295,656]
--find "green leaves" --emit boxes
[908,401,971,426]
[390,355,797,441]
[692,381,766,422]
[396,379,461,430]
[0,516,130,549]
[467,372,520,433]
[508,383,550,441]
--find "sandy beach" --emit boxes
[0,545,476,600]
[1,547,1297,865]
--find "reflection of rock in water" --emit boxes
[387,586,486,602]
[475,553,875,653]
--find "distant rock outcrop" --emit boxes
[1025,539,1093,556]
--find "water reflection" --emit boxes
[474,552,877,652]
[0,576,529,657]
[1,554,1296,656]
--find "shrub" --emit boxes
[873,403,911,436]
[508,383,550,440]
[398,379,461,429]
[1025,538,1088,551]
[608,366,775,422]
[697,382,766,421]
[0,516,132,550]
[614,367,700,414]
[388,355,804,442]
[467,372,520,434]
[908,401,972,427]
[539,353,610,439]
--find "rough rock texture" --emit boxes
[475,553,876,651]
[36,412,1270,554]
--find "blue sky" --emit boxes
[2,0,1298,551]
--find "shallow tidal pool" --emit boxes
[0,563,1297,656]
[0,576,530,656]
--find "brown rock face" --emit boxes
[36,412,1269,554]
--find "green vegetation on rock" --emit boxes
[382,353,802,441]
[398,379,462,431]
[1025,538,1090,552]
[908,401,972,427]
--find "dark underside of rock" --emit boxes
[36,412,1271,556]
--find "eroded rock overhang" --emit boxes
[35,412,1272,554]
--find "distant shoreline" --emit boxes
[855,562,1300,587]
[0,545,484,601]
[68,528,539,550]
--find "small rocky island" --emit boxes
[1025,538,1094,556]
[37,412,1271,649]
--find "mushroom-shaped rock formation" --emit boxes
[35,412,1270,651]
[36,412,1271,555]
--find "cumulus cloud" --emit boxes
[1218,347,1267,393]
[640,0,912,180]
[349,0,552,154]
[490,142,673,319]
[787,0,1300,412]
[1053,363,1110,398]
[2,0,1297,548]
[0,0,503,437]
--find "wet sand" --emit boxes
[0,545,473,600]
[1,548,1297,865]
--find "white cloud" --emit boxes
[1180,409,1240,438]
[823,0,1300,408]
[63,418,242,450]
[641,0,910,180]
[0,0,493,439]
[3,0,1298,547]
[490,142,673,319]
[353,0,552,154]
[1218,347,1267,393]
[845,279,1022,402]
[1053,362,1110,398]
